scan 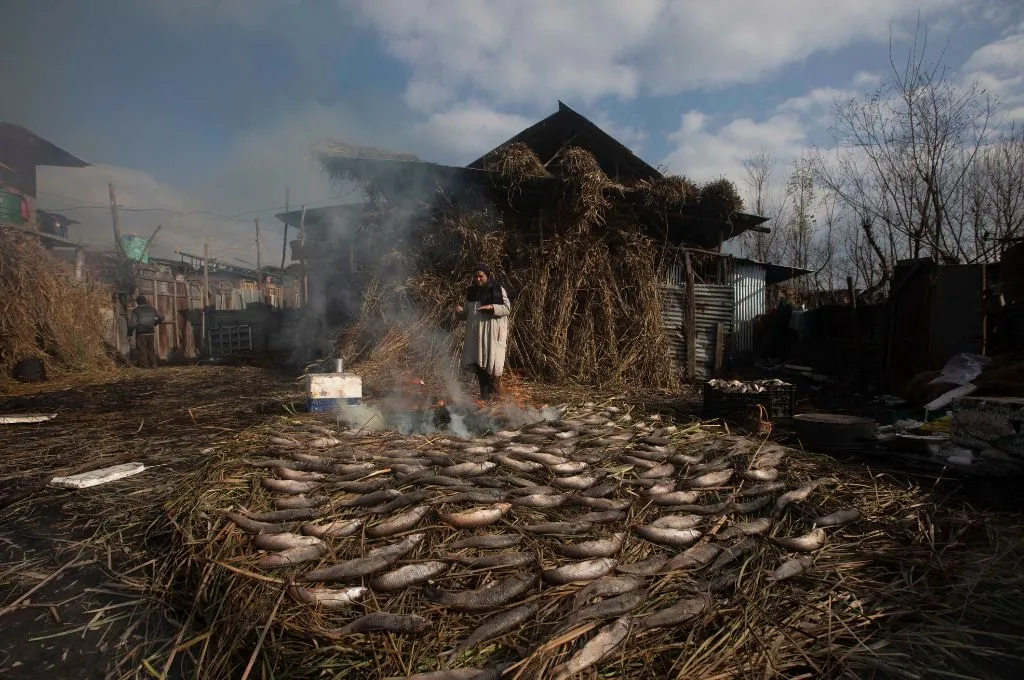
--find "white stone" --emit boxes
[50,462,146,489]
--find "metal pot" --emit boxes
[792,413,877,453]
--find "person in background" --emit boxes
[130,295,164,368]
[454,264,512,401]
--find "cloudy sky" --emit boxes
[2,0,1022,266]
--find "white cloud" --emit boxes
[962,25,1024,123]
[662,110,808,184]
[345,0,958,111]
[414,103,534,160]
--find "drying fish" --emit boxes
[508,485,557,496]
[767,556,813,582]
[287,585,367,608]
[634,526,702,548]
[569,497,632,511]
[460,446,494,456]
[522,521,593,536]
[504,444,541,456]
[329,478,392,494]
[671,453,706,465]
[716,517,772,540]
[645,481,676,496]
[638,463,676,479]
[554,430,578,440]
[495,430,520,440]
[447,533,522,550]
[812,508,861,527]
[528,425,560,435]
[630,447,670,461]
[301,518,363,539]
[223,511,295,535]
[291,451,329,464]
[708,537,757,573]
[773,481,820,516]
[269,436,299,448]
[426,572,536,611]
[553,533,624,559]
[641,436,672,447]
[257,542,328,568]
[412,475,473,488]
[512,494,566,509]
[550,461,589,475]
[310,437,341,448]
[469,477,508,490]
[389,464,428,476]
[543,557,617,585]
[262,478,320,494]
[494,454,544,473]
[273,495,329,510]
[331,462,378,476]
[651,514,702,530]
[731,496,772,514]
[768,527,827,552]
[447,602,540,656]
[737,481,787,498]
[551,615,632,680]
[649,490,699,506]
[672,501,733,515]
[366,533,426,561]
[576,510,627,524]
[621,456,661,470]
[370,561,449,592]
[338,488,402,508]
[738,467,779,482]
[366,505,432,538]
[615,554,668,576]
[253,532,323,551]
[371,489,436,514]
[301,556,393,582]
[574,575,645,608]
[442,461,496,477]
[433,491,507,506]
[518,451,569,467]
[456,552,536,569]
[684,469,733,489]
[276,467,327,482]
[689,457,732,474]
[438,503,511,529]
[664,543,722,571]
[636,593,710,630]
[333,612,431,635]
[751,445,787,468]
[564,590,646,628]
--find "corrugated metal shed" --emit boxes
[660,282,734,381]
[732,261,766,357]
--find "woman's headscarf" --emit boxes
[466,264,503,304]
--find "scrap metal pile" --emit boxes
[179,402,1024,679]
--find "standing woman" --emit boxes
[455,265,512,401]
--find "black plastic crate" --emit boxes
[702,381,797,422]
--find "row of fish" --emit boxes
[221,403,862,679]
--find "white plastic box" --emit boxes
[307,373,362,412]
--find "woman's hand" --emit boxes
[455,305,464,314]
[478,305,494,312]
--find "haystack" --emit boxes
[0,228,115,387]
[315,140,734,390]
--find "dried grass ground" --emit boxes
[1,366,1023,680]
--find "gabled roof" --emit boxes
[467,101,661,182]
[0,123,90,168]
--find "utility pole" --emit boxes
[280,186,290,271]
[108,182,125,256]
[255,217,262,298]
[202,240,210,354]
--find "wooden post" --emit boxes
[74,247,84,281]
[714,321,725,376]
[202,240,210,353]
[170,274,180,355]
[152,277,161,359]
[280,186,290,271]
[298,206,308,307]
[847,275,860,379]
[683,249,697,381]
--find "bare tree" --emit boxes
[977,125,1024,260]
[817,21,995,284]
[738,150,789,263]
